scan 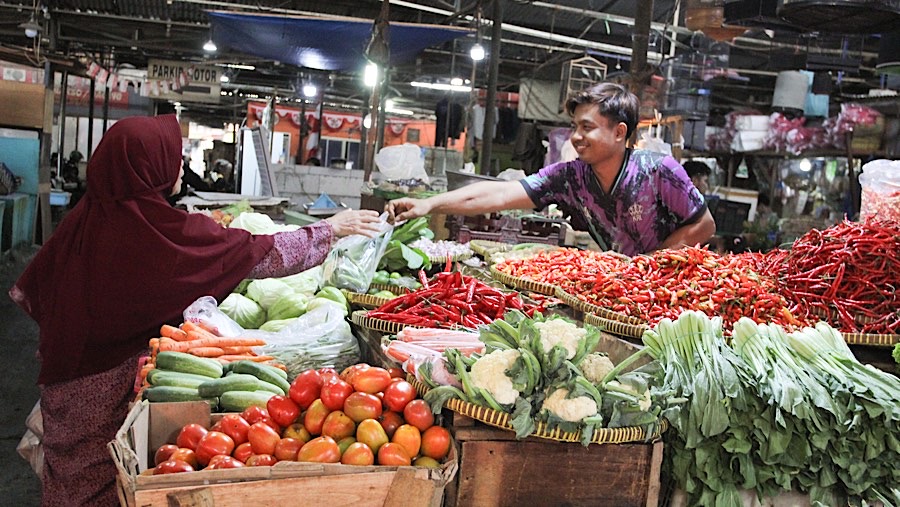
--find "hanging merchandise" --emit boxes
[772,71,809,113]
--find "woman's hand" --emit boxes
[325,209,382,238]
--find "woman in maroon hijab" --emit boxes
[9,114,380,506]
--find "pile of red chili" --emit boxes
[367,271,540,329]
[772,218,900,334]
[494,248,628,292]
[570,247,806,330]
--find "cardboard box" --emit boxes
[109,401,458,507]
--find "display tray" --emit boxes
[555,288,645,326]
[409,377,667,446]
[427,251,474,266]
[368,283,412,295]
[489,265,558,296]
[346,292,395,310]
[468,239,511,258]
[584,313,649,341]
[351,310,431,334]
[841,333,900,347]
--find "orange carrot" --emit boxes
[149,337,160,350]
[194,320,222,336]
[180,321,221,340]
[217,354,275,363]
[268,362,288,372]
[187,346,225,358]
[160,324,189,341]
[160,336,267,353]
[220,346,255,355]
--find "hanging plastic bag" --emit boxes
[322,213,394,292]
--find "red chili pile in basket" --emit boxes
[493,248,628,292]
[367,271,540,329]
[572,247,806,330]
[773,218,900,334]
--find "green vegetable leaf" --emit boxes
[510,397,536,439]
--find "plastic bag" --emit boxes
[322,214,394,292]
[16,400,43,476]
[245,303,360,378]
[183,296,244,337]
[374,143,428,183]
[859,159,900,222]
[634,129,672,156]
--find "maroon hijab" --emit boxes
[11,115,275,385]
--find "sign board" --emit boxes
[146,59,221,104]
[239,126,277,197]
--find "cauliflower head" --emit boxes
[534,319,586,360]
[580,353,615,384]
[541,388,598,422]
[470,348,521,405]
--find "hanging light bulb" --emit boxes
[19,13,41,39]
[302,83,317,98]
[470,43,485,62]
[364,63,378,87]
[203,39,217,52]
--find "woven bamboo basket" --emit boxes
[489,266,559,296]
[584,313,649,340]
[469,239,511,257]
[408,377,667,445]
[428,251,474,266]
[555,288,645,326]
[841,333,900,347]
[368,283,410,295]
[351,310,428,334]
[346,292,395,310]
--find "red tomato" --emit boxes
[420,426,451,460]
[154,459,194,474]
[403,399,434,432]
[217,414,251,446]
[379,411,404,439]
[241,406,271,426]
[267,395,301,428]
[247,422,280,456]
[382,380,417,412]
[320,378,354,411]
[282,422,312,443]
[289,369,323,410]
[169,448,199,469]
[245,454,278,467]
[340,363,370,383]
[154,444,179,466]
[356,419,389,454]
[175,424,208,451]
[351,367,392,394]
[377,442,412,466]
[232,442,253,463]
[321,410,356,441]
[341,442,375,466]
[206,455,244,469]
[317,367,339,382]
[195,431,236,467]
[296,436,341,463]
[303,399,331,435]
[209,420,225,433]
[387,367,405,379]
[343,392,383,423]
[273,437,304,462]
[391,424,421,458]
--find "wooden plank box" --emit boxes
[447,423,663,507]
[109,401,458,507]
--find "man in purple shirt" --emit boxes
[386,83,716,256]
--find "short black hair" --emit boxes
[682,161,711,178]
[565,82,639,140]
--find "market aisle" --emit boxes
[1,245,42,507]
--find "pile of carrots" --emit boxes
[139,321,284,383]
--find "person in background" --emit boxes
[168,155,213,205]
[387,82,715,256]
[682,160,712,195]
[8,114,381,507]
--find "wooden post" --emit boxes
[631,0,654,94]
[481,0,503,176]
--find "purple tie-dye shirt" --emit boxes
[520,149,706,256]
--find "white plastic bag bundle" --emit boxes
[374,143,428,183]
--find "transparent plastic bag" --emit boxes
[374,143,428,183]
[16,400,43,476]
[859,159,900,222]
[183,296,244,337]
[322,214,394,292]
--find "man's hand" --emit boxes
[385,197,432,224]
[325,209,382,237]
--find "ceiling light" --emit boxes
[363,114,372,129]
[302,83,317,97]
[220,74,229,83]
[410,81,472,92]
[470,43,485,62]
[203,39,217,52]
[19,16,41,39]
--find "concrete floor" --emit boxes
[0,245,42,506]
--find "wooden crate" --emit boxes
[110,401,458,507]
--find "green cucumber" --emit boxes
[197,374,262,398]
[148,370,214,389]
[254,380,287,396]
[219,390,274,412]
[142,385,212,403]
[156,351,223,378]
[231,361,291,394]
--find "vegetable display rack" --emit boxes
[409,377,668,445]
[351,310,430,334]
[489,265,559,296]
[555,288,645,326]
[583,313,649,341]
[345,292,394,310]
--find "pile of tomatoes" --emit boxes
[152,363,452,474]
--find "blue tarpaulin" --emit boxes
[208,11,472,71]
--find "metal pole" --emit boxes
[102,82,110,133]
[631,0,654,93]
[57,70,68,164]
[481,0,502,176]
[87,77,95,159]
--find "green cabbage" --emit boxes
[219,293,267,329]
[305,297,349,317]
[246,278,294,310]
[277,267,321,296]
[228,212,301,234]
[267,293,309,321]
[259,318,299,333]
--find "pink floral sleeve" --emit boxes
[247,221,334,278]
